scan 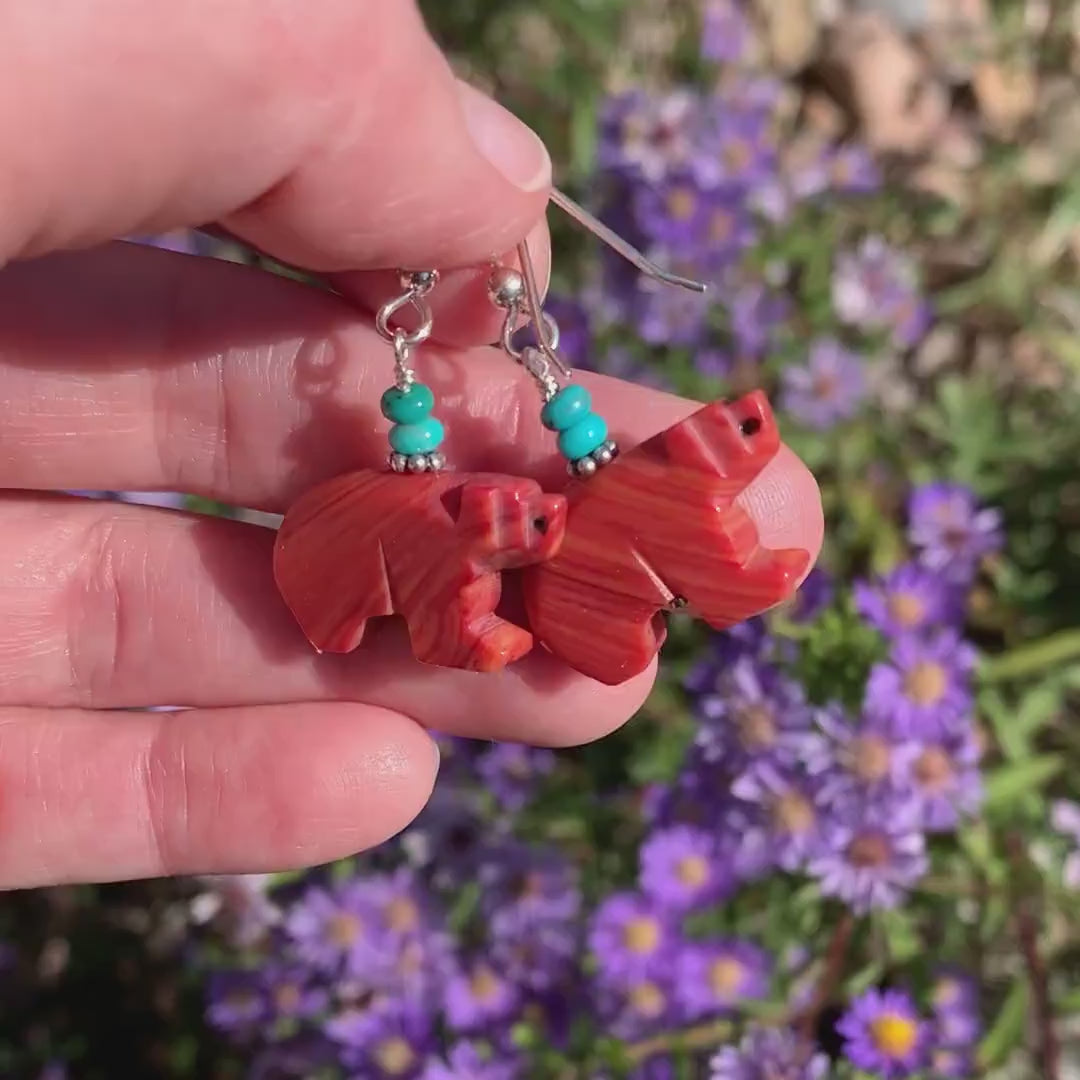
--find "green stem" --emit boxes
[979,628,1080,683]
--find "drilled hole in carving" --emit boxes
[740,417,762,437]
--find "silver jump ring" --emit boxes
[375,292,434,348]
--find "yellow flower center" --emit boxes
[327,912,363,947]
[904,661,947,706]
[675,854,709,887]
[274,983,301,1013]
[623,916,661,954]
[887,591,926,628]
[871,1013,919,1058]
[468,965,502,1002]
[847,832,891,868]
[915,746,954,790]
[932,978,961,1007]
[374,1037,416,1076]
[667,187,698,221]
[384,897,420,933]
[736,704,777,751]
[849,735,892,782]
[710,209,733,243]
[772,792,815,835]
[708,957,745,998]
[723,139,752,171]
[629,981,667,1018]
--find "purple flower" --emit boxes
[695,94,778,190]
[444,959,521,1035]
[514,295,592,370]
[325,999,433,1079]
[478,842,581,923]
[598,89,700,182]
[282,882,376,976]
[826,144,882,194]
[808,798,928,913]
[910,727,983,831]
[488,902,578,993]
[694,657,813,777]
[731,761,827,872]
[674,939,771,1020]
[930,968,979,1016]
[907,483,1004,584]
[701,0,751,63]
[420,1042,521,1080]
[598,972,680,1041]
[474,742,556,812]
[587,892,679,986]
[206,970,266,1037]
[780,337,867,429]
[864,630,977,740]
[800,706,920,808]
[634,251,712,345]
[928,1045,976,1078]
[854,562,963,639]
[729,282,792,357]
[261,964,329,1023]
[709,1025,829,1079]
[1050,800,1080,889]
[785,566,834,623]
[832,235,931,349]
[638,824,733,913]
[838,988,929,1079]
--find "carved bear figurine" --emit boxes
[521,392,813,685]
[274,470,567,672]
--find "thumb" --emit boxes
[0,0,551,272]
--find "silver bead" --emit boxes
[389,452,408,473]
[427,451,446,472]
[407,454,429,472]
[399,269,439,293]
[487,266,526,309]
[593,445,614,467]
[574,456,598,478]
[604,439,619,459]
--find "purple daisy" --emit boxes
[674,939,771,1020]
[598,89,700,182]
[474,742,556,813]
[800,706,920,808]
[598,971,680,1041]
[325,999,433,1079]
[633,250,713,346]
[910,726,983,831]
[477,842,582,923]
[632,170,716,253]
[928,1044,976,1078]
[260,964,329,1024]
[587,892,680,986]
[694,656,814,777]
[854,561,963,639]
[488,901,579,994]
[419,1042,521,1080]
[444,958,521,1035]
[826,143,882,195]
[864,630,977,740]
[838,988,929,1079]
[638,824,733,914]
[205,970,266,1037]
[785,566,835,623]
[907,483,1004,584]
[695,93,778,190]
[281,881,378,977]
[779,337,867,430]
[807,798,928,913]
[701,0,751,63]
[709,1025,829,1079]
[730,761,827,872]
[729,282,792,357]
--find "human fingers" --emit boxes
[0,0,549,271]
[0,494,656,745]
[0,701,438,889]
[0,243,822,573]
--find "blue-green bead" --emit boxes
[558,413,608,461]
[380,383,434,424]
[541,384,592,431]
[389,417,444,455]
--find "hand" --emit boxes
[0,0,823,889]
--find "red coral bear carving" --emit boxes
[274,471,567,672]
[521,392,812,685]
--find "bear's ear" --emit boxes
[443,480,529,536]
[661,392,780,477]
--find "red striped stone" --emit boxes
[521,392,812,685]
[274,470,567,672]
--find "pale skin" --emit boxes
[0,0,823,889]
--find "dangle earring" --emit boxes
[272,269,568,673]
[486,192,818,686]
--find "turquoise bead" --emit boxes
[558,413,608,461]
[541,384,592,431]
[389,417,444,455]
[380,383,434,424]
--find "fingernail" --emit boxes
[457,81,552,193]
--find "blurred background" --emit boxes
[4,1,1080,1077]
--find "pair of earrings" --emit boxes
[273,192,813,686]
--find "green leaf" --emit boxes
[877,908,922,963]
[983,755,1064,814]
[977,977,1030,1068]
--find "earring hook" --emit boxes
[513,187,709,379]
